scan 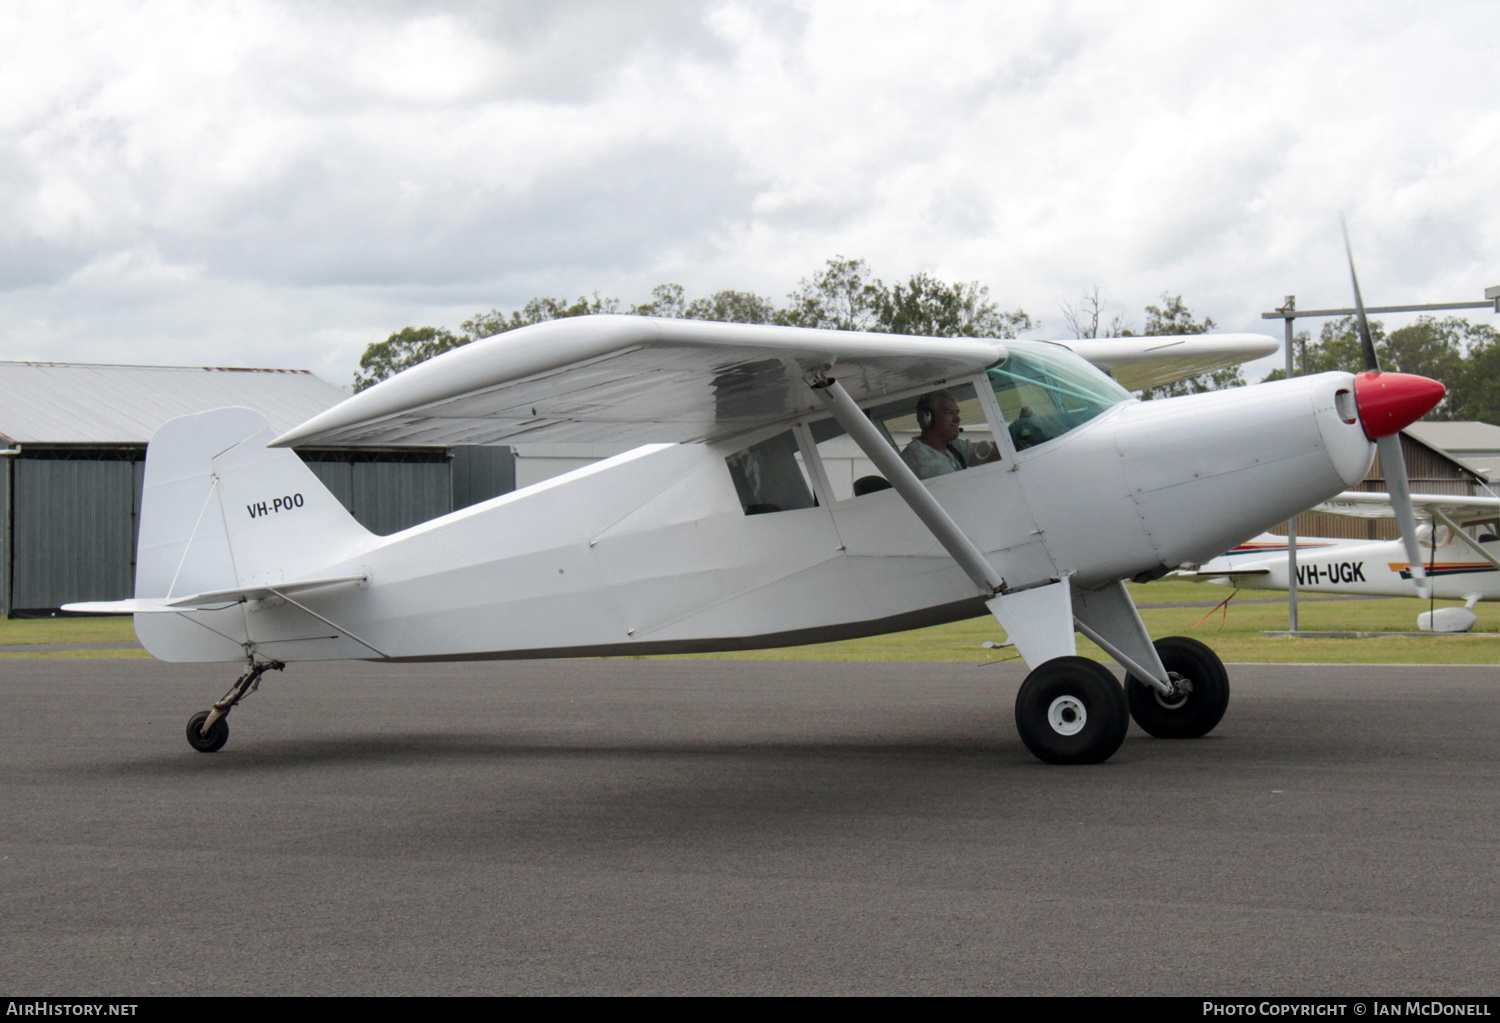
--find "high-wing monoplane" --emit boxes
[65,279,1447,764]
[1186,491,1500,632]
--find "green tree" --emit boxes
[354,293,620,391]
[1384,317,1467,383]
[629,284,688,319]
[352,258,1032,389]
[627,283,778,324]
[1262,315,1387,381]
[778,257,887,331]
[1408,318,1500,422]
[1255,315,1500,422]
[877,272,1032,338]
[353,326,466,392]
[625,283,780,324]
[777,257,1031,337]
[683,289,777,324]
[1444,331,1500,423]
[460,293,621,342]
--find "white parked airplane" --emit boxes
[1186,492,1500,632]
[65,303,1445,764]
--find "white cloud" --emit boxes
[1,0,1497,384]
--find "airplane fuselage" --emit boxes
[136,370,1376,664]
[1201,537,1500,602]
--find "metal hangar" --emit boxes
[0,361,515,616]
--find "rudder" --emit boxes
[135,407,374,600]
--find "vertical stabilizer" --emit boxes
[133,407,375,661]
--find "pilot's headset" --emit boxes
[916,393,937,432]
[917,391,955,432]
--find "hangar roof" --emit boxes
[1404,420,1500,454]
[1405,421,1500,483]
[0,361,349,446]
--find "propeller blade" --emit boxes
[1377,432,1429,599]
[1341,215,1381,373]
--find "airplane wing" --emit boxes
[1313,491,1500,528]
[271,315,1278,449]
[1060,334,1278,392]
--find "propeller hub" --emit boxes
[1353,371,1446,439]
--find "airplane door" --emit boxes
[814,379,1058,598]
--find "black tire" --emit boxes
[1125,636,1229,739]
[186,710,229,753]
[1014,656,1129,765]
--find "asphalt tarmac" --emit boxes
[2,657,1498,996]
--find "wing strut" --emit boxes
[260,587,391,660]
[1429,509,1500,574]
[811,377,1004,595]
[813,376,1174,691]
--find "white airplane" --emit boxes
[1186,492,1500,632]
[64,299,1445,764]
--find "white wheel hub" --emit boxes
[1047,695,1087,736]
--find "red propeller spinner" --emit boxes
[1352,371,1446,440]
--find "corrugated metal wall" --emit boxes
[11,456,143,610]
[6,445,517,613]
[353,461,452,534]
[301,459,454,536]
[304,460,353,510]
[451,446,516,510]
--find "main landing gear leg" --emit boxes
[186,661,285,753]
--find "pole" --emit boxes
[0,446,19,619]
[1282,297,1299,634]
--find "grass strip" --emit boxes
[8,583,1498,664]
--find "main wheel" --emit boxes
[186,710,229,753]
[1125,636,1229,739]
[1014,656,1129,764]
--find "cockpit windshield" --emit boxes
[987,341,1134,451]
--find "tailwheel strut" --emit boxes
[186,660,286,753]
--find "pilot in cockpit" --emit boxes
[900,390,1002,480]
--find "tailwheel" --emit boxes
[1125,636,1229,739]
[182,660,285,753]
[1014,656,1129,765]
[186,710,229,753]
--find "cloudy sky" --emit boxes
[3,0,1497,388]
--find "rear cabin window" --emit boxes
[726,430,817,515]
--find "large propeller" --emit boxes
[1341,218,1445,599]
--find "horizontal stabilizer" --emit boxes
[64,574,368,615]
[64,599,187,615]
[1174,568,1271,581]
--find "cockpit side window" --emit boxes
[804,381,1001,500]
[726,430,818,515]
[987,342,1133,451]
[1417,524,1453,549]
